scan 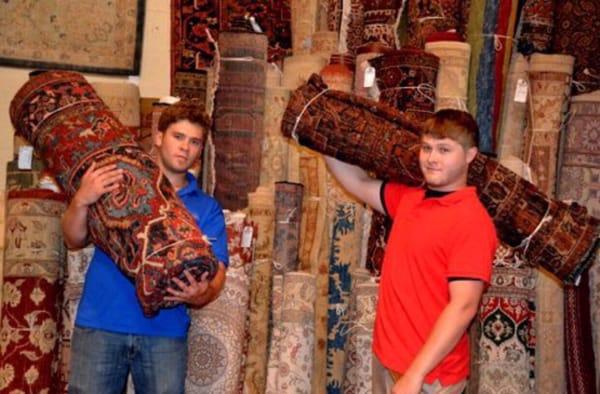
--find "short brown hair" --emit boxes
[157,100,211,136]
[421,109,479,149]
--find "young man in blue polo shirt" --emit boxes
[62,101,229,394]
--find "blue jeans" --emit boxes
[68,326,187,394]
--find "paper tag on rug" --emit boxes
[241,226,254,248]
[364,66,376,88]
[514,79,528,103]
[18,146,33,170]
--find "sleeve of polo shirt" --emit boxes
[203,203,230,267]
[446,213,498,283]
[382,181,410,219]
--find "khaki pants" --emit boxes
[372,355,467,394]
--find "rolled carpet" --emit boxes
[9,70,219,316]
[281,74,599,284]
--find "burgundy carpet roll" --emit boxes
[369,48,440,121]
[280,75,599,284]
[213,32,267,211]
[406,0,471,48]
[564,272,597,394]
[9,71,219,316]
[361,0,403,50]
[551,0,600,95]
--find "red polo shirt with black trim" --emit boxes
[373,182,498,385]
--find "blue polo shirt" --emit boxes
[75,173,229,338]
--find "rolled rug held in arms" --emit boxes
[280,74,599,284]
[9,70,219,316]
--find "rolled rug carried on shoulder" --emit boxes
[10,70,219,316]
[281,74,599,285]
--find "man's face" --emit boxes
[154,120,204,175]
[418,134,476,191]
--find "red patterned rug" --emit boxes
[219,0,291,63]
[9,71,219,316]
[552,0,600,95]
[281,74,599,284]
[0,277,62,393]
[171,0,219,70]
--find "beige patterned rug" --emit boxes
[0,0,144,74]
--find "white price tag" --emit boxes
[127,76,140,85]
[18,146,33,170]
[302,36,312,50]
[364,66,376,88]
[514,78,528,103]
[249,16,263,33]
[241,226,254,248]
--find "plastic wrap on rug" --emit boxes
[213,32,267,210]
[280,74,599,284]
[9,71,219,316]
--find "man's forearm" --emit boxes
[206,262,227,302]
[324,156,384,212]
[404,301,478,381]
[61,198,90,249]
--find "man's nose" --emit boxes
[180,140,190,151]
[426,150,438,162]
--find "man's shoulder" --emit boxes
[185,188,222,213]
[456,195,496,235]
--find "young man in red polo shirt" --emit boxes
[325,109,498,394]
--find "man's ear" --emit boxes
[466,146,477,164]
[153,130,164,148]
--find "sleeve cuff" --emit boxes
[380,180,390,217]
